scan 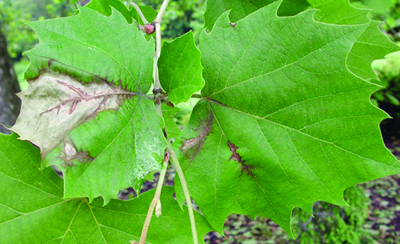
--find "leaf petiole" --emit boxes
[169,147,199,244]
[128,1,149,24]
[138,153,170,244]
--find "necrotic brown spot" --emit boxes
[180,114,213,160]
[228,141,254,177]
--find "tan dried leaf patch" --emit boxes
[12,72,129,157]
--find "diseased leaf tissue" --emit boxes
[12,73,126,157]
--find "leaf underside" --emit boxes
[174,1,400,234]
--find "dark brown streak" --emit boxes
[205,98,254,177]
[228,141,254,177]
[40,81,136,116]
[205,97,228,108]
[180,113,213,161]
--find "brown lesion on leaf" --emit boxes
[180,114,213,160]
[60,142,93,168]
[40,80,133,117]
[228,141,254,177]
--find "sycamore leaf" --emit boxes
[0,134,212,243]
[204,0,400,82]
[158,31,204,105]
[14,73,167,203]
[13,7,167,202]
[25,6,154,93]
[174,2,400,234]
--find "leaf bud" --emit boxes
[145,24,155,35]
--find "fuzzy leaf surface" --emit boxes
[174,2,400,234]
[25,6,154,92]
[158,31,204,104]
[0,134,212,243]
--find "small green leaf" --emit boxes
[158,31,204,105]
[0,134,212,243]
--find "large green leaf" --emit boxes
[25,6,154,92]
[13,74,167,202]
[0,133,213,243]
[158,31,204,105]
[174,2,400,234]
[13,7,166,203]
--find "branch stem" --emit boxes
[153,22,162,92]
[155,0,171,23]
[139,156,169,244]
[169,148,199,244]
[129,1,149,24]
[152,0,170,93]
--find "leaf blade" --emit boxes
[175,2,400,234]
[0,134,213,243]
[159,31,204,105]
